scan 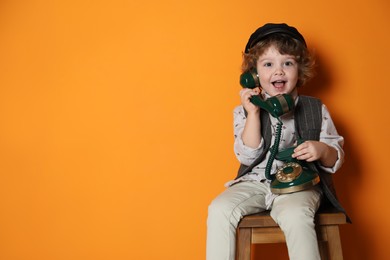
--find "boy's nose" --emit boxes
[274,67,285,75]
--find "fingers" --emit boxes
[239,88,261,112]
[293,152,315,162]
[239,88,260,99]
[292,142,315,161]
[292,141,323,162]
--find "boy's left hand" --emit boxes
[292,141,328,162]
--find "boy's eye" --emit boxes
[264,62,272,67]
[284,61,295,66]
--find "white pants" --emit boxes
[206,181,322,260]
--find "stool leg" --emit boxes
[325,225,343,260]
[318,240,329,260]
[236,227,251,260]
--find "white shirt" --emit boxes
[226,95,344,208]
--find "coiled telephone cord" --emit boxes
[265,121,282,180]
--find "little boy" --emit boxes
[206,23,348,260]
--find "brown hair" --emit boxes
[241,34,315,87]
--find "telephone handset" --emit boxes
[239,69,295,119]
[239,69,320,194]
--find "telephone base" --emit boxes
[271,174,320,194]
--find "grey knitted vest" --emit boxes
[236,95,350,222]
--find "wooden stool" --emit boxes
[236,208,347,260]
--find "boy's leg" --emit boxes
[270,186,322,260]
[206,181,269,260]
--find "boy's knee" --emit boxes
[208,197,231,220]
[207,196,244,227]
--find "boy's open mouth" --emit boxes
[272,80,286,88]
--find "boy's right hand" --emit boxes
[240,87,261,114]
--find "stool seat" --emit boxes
[236,208,347,260]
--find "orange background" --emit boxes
[0,1,389,259]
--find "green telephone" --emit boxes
[240,69,320,194]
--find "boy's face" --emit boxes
[256,45,299,97]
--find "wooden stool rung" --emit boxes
[252,227,285,243]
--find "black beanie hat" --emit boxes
[244,23,306,53]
